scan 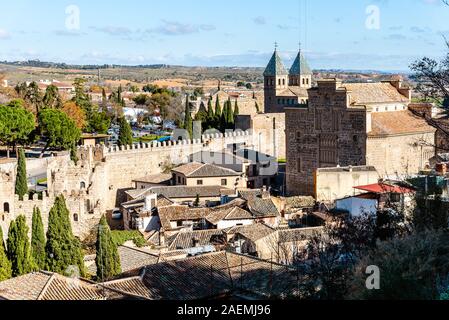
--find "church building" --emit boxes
[264,47,313,113]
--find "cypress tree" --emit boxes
[7,215,35,277]
[45,196,85,277]
[31,207,46,270]
[206,98,215,129]
[214,95,222,126]
[227,99,235,127]
[15,148,28,201]
[0,226,12,281]
[95,216,121,281]
[184,95,193,138]
[234,99,240,118]
[118,117,133,147]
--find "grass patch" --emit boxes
[111,230,147,248]
[37,177,47,184]
[278,158,287,164]
[133,135,165,143]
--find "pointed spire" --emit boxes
[264,46,288,77]
[289,48,312,76]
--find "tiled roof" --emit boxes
[284,196,316,209]
[102,251,298,300]
[206,200,254,225]
[86,246,159,277]
[132,174,172,185]
[173,162,241,178]
[102,277,153,300]
[126,185,234,201]
[277,227,324,243]
[158,199,254,231]
[158,206,210,231]
[226,223,276,242]
[0,272,108,300]
[369,111,435,137]
[239,190,280,218]
[343,83,409,105]
[289,51,312,75]
[277,87,309,98]
[167,229,226,250]
[263,50,288,77]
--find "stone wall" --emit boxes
[0,131,258,240]
[315,166,380,203]
[366,133,435,178]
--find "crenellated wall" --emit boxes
[1,131,259,240]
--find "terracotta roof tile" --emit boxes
[343,83,409,105]
[369,110,435,136]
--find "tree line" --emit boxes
[0,196,121,283]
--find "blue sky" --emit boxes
[0,0,448,71]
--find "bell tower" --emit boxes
[289,44,312,89]
[264,43,288,113]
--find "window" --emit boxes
[297,158,302,173]
[296,131,301,141]
[282,79,285,85]
[80,181,86,189]
[278,79,281,86]
[73,214,79,222]
[221,179,227,186]
[303,78,306,85]
[197,180,203,186]
[3,202,9,213]
[177,221,183,227]
[177,176,181,184]
[353,135,359,143]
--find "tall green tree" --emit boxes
[234,99,240,118]
[0,226,12,281]
[95,216,121,281]
[43,85,62,109]
[31,207,46,270]
[0,104,35,158]
[214,95,222,125]
[24,82,43,114]
[206,98,215,129]
[7,215,35,277]
[227,99,235,128]
[118,117,133,147]
[184,95,193,138]
[45,196,85,277]
[15,148,28,200]
[38,108,81,155]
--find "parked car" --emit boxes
[111,209,122,220]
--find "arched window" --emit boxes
[282,79,285,85]
[73,214,79,222]
[3,202,10,213]
[80,181,86,189]
[278,79,281,86]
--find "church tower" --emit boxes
[289,48,312,88]
[264,46,288,113]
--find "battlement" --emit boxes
[76,130,253,156]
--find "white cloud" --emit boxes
[0,29,11,40]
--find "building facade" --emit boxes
[286,78,436,196]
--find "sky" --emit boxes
[0,0,448,71]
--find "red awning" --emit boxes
[354,183,415,194]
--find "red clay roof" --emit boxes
[354,183,415,194]
[369,110,435,136]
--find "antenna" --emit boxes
[274,41,278,51]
